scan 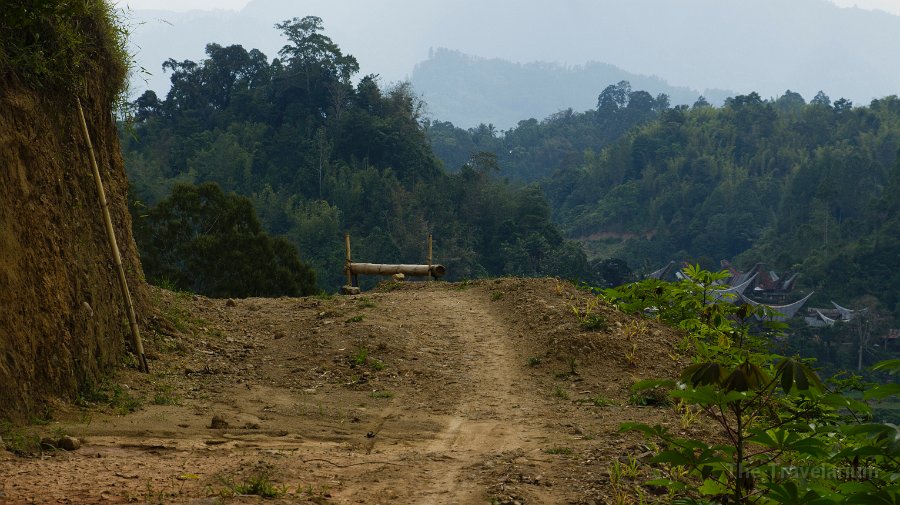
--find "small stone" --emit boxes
[225,298,236,307]
[366,431,375,438]
[341,285,361,295]
[273,331,285,340]
[40,437,57,450]
[210,415,229,429]
[638,450,655,462]
[58,435,81,451]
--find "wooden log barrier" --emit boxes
[348,262,446,278]
[342,233,445,293]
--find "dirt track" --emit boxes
[1,279,687,504]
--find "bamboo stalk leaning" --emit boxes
[76,97,148,373]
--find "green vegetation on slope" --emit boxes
[429,88,900,325]
[123,17,588,293]
[0,0,129,95]
[120,14,899,377]
[607,267,900,503]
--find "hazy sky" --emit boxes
[117,0,900,16]
[118,0,900,127]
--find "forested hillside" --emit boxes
[410,48,718,129]
[123,16,588,292]
[428,80,672,182]
[431,90,900,324]
[122,14,900,329]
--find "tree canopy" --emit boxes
[123,18,589,292]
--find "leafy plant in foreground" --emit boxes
[608,267,900,504]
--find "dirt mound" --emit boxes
[0,279,694,504]
[0,37,145,419]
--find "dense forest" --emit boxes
[122,17,899,371]
[123,16,589,294]
[430,89,900,327]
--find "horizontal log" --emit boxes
[348,262,446,278]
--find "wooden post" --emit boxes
[427,234,433,280]
[344,233,352,287]
[76,98,148,373]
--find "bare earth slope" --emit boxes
[1,278,688,504]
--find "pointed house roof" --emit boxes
[732,263,762,287]
[647,260,676,280]
[780,273,800,292]
[740,292,815,321]
[815,309,837,326]
[713,273,758,303]
[831,301,868,321]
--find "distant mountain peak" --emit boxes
[411,48,728,129]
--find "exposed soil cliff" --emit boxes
[0,4,145,420]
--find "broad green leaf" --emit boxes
[838,482,877,494]
[789,437,828,458]
[722,390,748,404]
[698,478,729,496]
[651,449,694,466]
[842,489,900,505]
[871,359,900,374]
[682,362,727,387]
[864,383,900,400]
[723,369,750,392]
[776,357,825,393]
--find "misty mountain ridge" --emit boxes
[127,0,900,126]
[411,48,733,129]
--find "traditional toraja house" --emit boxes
[646,260,816,323]
[720,260,800,304]
[738,292,816,322]
[716,260,813,321]
[804,301,869,327]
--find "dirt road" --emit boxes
[1,279,685,504]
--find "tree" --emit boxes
[834,97,853,113]
[811,90,832,107]
[275,16,359,99]
[133,183,318,297]
[590,257,633,287]
[692,95,711,108]
[597,80,632,120]
[134,90,162,122]
[774,89,805,115]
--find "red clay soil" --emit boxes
[1,278,699,504]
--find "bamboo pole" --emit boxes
[76,98,148,373]
[427,234,433,271]
[344,233,352,286]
